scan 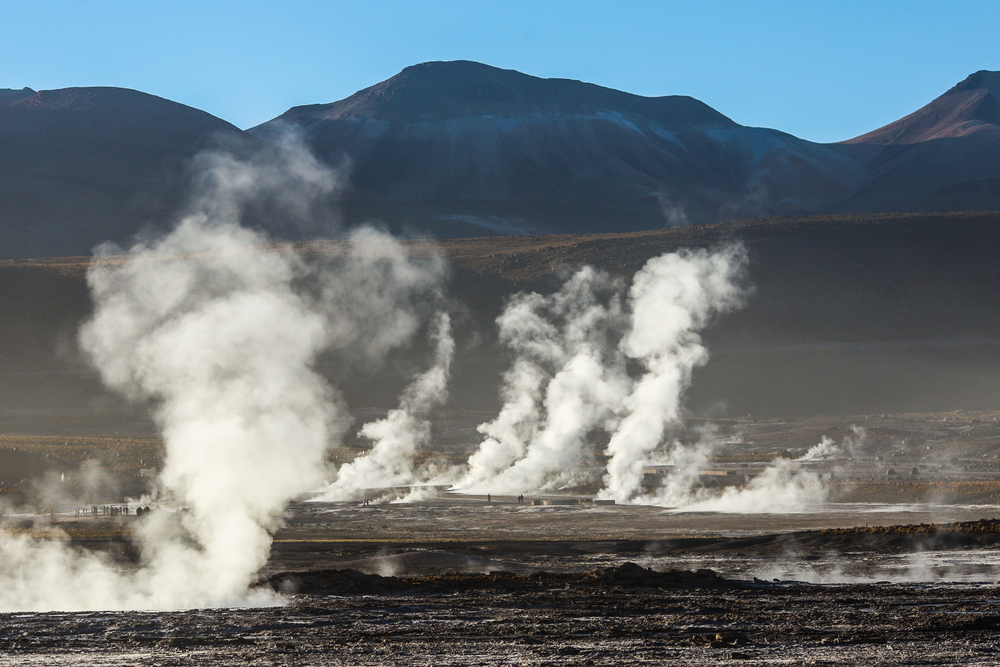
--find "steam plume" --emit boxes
[0,135,445,611]
[460,267,627,492]
[601,246,747,502]
[320,311,455,501]
[460,247,748,500]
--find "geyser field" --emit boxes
[3,142,1000,663]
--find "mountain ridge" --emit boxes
[270,60,737,129]
[0,86,248,258]
[3,64,1000,258]
[251,60,864,236]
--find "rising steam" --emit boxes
[460,267,628,493]
[456,246,753,503]
[0,135,446,611]
[601,246,747,502]
[319,311,456,501]
[0,130,834,612]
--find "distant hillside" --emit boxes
[0,87,247,258]
[833,70,1000,214]
[4,212,1000,423]
[251,61,862,236]
[3,65,1000,258]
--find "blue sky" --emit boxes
[3,1,997,142]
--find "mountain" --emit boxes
[250,61,862,236]
[3,66,1000,258]
[832,70,1000,213]
[0,87,247,258]
[847,71,1000,144]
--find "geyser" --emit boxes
[444,243,832,512]
[0,135,447,611]
[453,245,759,503]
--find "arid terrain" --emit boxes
[3,215,1000,663]
[5,497,1000,664]
[1,412,1000,663]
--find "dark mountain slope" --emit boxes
[4,212,1000,422]
[833,70,1000,214]
[252,61,862,235]
[4,66,1000,258]
[0,87,247,258]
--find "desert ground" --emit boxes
[1,412,1000,664]
[4,217,1000,663]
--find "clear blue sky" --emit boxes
[3,0,997,143]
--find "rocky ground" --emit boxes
[2,563,1000,665]
[2,500,1000,665]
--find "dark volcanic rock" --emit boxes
[598,562,732,588]
[264,563,739,596]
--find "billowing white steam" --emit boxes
[802,425,867,461]
[320,311,455,501]
[601,247,747,502]
[0,137,446,611]
[637,426,869,512]
[454,244,840,513]
[649,452,829,513]
[457,246,751,502]
[461,267,628,493]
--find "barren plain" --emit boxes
[0,411,1000,664]
[4,214,1000,664]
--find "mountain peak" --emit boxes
[844,70,1000,145]
[946,70,1000,95]
[271,60,735,129]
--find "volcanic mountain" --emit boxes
[0,87,247,258]
[250,61,862,236]
[833,70,1000,213]
[4,65,1000,258]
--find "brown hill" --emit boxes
[833,71,1000,214]
[846,71,1000,145]
[251,61,861,235]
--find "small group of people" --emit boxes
[486,494,526,503]
[361,499,372,507]
[73,505,153,517]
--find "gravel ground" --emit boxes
[5,500,1000,665]
[2,569,1000,665]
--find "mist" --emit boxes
[319,311,456,502]
[0,134,447,611]
[459,266,629,493]
[453,246,757,504]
